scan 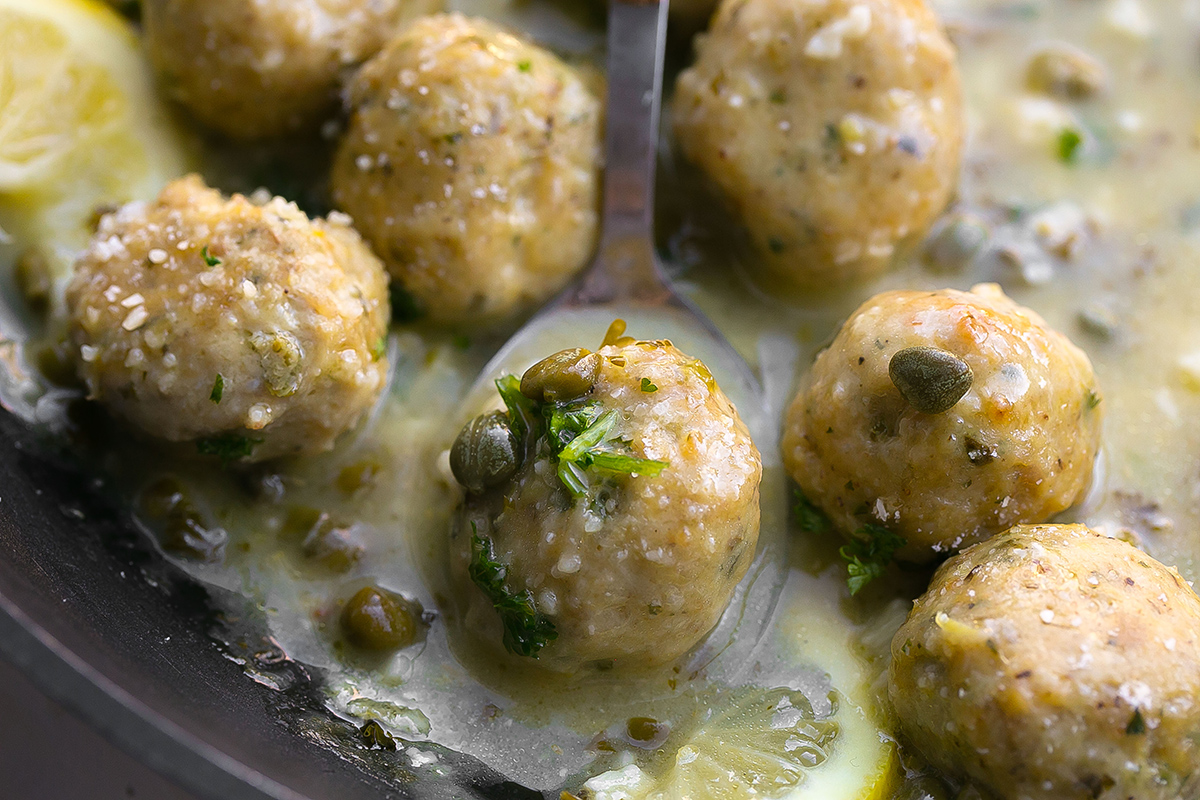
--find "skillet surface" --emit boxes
[0,408,542,800]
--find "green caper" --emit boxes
[888,346,973,414]
[336,460,382,495]
[14,248,52,315]
[626,717,669,748]
[519,348,600,403]
[450,412,520,494]
[340,586,417,651]
[139,478,227,562]
[923,214,990,273]
[303,519,364,573]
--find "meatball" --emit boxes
[782,284,1102,562]
[331,14,602,326]
[672,0,963,289]
[890,524,1200,800]
[142,0,439,139]
[450,329,762,671]
[66,175,390,462]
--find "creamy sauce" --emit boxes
[2,0,1199,796]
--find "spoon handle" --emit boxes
[568,0,673,307]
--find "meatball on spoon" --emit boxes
[456,0,787,667]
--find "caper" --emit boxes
[625,717,669,748]
[340,586,417,651]
[15,248,52,314]
[1026,44,1108,99]
[889,346,973,414]
[450,412,520,494]
[34,341,81,388]
[140,478,227,562]
[303,518,364,573]
[923,214,990,273]
[336,460,382,495]
[519,348,600,403]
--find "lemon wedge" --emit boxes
[581,569,897,800]
[0,0,188,265]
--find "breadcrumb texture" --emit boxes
[66,175,390,461]
[673,0,963,288]
[331,14,602,326]
[459,340,762,671]
[890,524,1200,800]
[782,284,1102,562]
[143,0,440,139]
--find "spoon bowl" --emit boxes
[456,0,789,682]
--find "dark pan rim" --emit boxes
[0,589,307,800]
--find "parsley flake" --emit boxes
[201,246,221,267]
[469,526,557,657]
[1057,128,1083,163]
[389,284,424,323]
[209,374,224,404]
[640,377,658,393]
[1126,708,1147,735]
[517,60,532,72]
[840,523,906,595]
[196,433,260,464]
[794,491,831,534]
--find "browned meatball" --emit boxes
[890,524,1200,800]
[331,14,602,326]
[783,284,1102,562]
[673,0,964,289]
[450,334,761,672]
[66,175,390,461]
[143,0,440,139]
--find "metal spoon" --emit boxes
[474,0,759,411]
[461,0,788,677]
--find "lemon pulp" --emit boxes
[0,0,188,271]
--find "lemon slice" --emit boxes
[0,0,188,263]
[581,569,896,800]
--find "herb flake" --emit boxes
[1057,128,1083,163]
[196,433,260,463]
[794,491,831,534]
[209,374,224,404]
[469,527,557,657]
[1126,708,1147,735]
[840,523,906,595]
[201,246,221,267]
[640,377,658,393]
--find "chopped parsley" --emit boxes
[517,60,532,72]
[469,526,557,658]
[840,523,906,595]
[1126,708,1147,735]
[1086,388,1101,410]
[640,377,658,393]
[371,336,387,361]
[492,374,669,498]
[1057,128,1083,164]
[201,246,221,267]
[209,374,224,404]
[554,408,667,497]
[196,433,259,463]
[495,374,539,443]
[793,491,831,534]
[389,284,423,324]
